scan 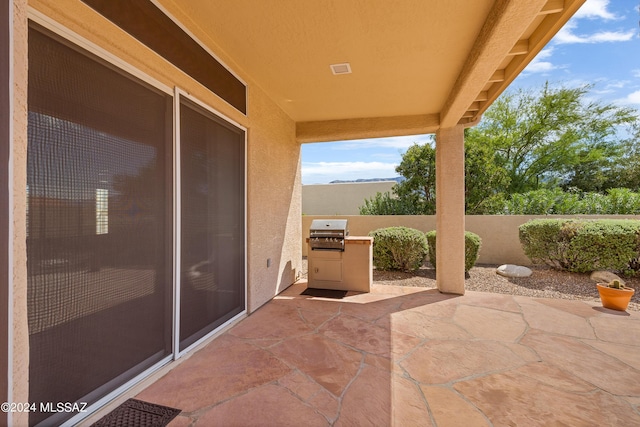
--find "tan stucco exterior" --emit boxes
[167,0,585,129]
[303,215,640,266]
[10,1,29,426]
[6,0,585,423]
[10,1,303,420]
[26,0,303,312]
[303,181,396,215]
[435,125,466,294]
[296,114,441,144]
[307,237,372,293]
[245,84,302,308]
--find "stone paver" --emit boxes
[270,333,362,397]
[136,336,291,412]
[386,309,472,341]
[421,386,489,427]
[520,329,640,396]
[586,340,640,370]
[391,375,433,427]
[455,369,640,426]
[400,339,526,384]
[319,313,394,356]
[134,283,640,426]
[198,384,328,427]
[590,314,640,346]
[334,364,392,426]
[518,297,597,339]
[453,304,526,341]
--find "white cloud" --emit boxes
[604,80,632,91]
[632,69,640,78]
[573,0,618,20]
[524,59,556,74]
[554,0,636,45]
[591,80,631,95]
[370,152,404,161]
[554,21,635,44]
[604,80,629,90]
[523,48,557,74]
[621,90,640,105]
[302,161,398,184]
[331,134,431,151]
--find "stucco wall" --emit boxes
[303,215,640,265]
[27,0,301,310]
[12,0,302,419]
[246,84,301,310]
[11,1,29,426]
[302,181,396,215]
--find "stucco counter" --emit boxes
[306,236,372,293]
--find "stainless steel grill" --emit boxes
[309,219,348,251]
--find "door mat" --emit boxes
[91,399,181,427]
[301,288,348,299]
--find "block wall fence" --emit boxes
[302,215,640,265]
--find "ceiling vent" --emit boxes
[330,63,352,75]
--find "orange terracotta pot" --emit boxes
[597,283,635,311]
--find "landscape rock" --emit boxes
[590,271,625,285]
[496,264,533,278]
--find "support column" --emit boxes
[9,2,30,427]
[0,3,10,425]
[435,125,465,295]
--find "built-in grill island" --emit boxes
[307,219,372,293]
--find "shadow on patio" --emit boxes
[136,281,640,426]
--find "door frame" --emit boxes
[173,88,248,359]
[27,10,249,427]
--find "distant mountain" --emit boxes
[329,177,403,184]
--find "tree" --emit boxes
[359,82,640,215]
[465,82,638,193]
[358,191,423,215]
[606,122,640,191]
[464,136,510,213]
[360,139,510,214]
[393,143,437,214]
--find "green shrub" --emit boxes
[518,219,575,270]
[496,188,640,215]
[369,227,428,271]
[425,230,482,272]
[359,191,425,215]
[519,219,640,274]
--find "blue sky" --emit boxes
[301,0,640,184]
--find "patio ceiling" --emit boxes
[160,0,584,140]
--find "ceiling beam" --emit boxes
[488,70,505,82]
[439,0,549,128]
[509,39,530,55]
[467,102,481,111]
[475,0,586,123]
[475,91,488,102]
[296,114,440,143]
[540,0,565,15]
[441,0,585,128]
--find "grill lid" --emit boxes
[310,219,348,233]
[309,219,347,251]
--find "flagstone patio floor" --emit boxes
[136,281,640,426]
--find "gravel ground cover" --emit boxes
[301,258,640,311]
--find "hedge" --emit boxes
[424,230,482,272]
[499,188,640,215]
[369,226,428,271]
[519,219,640,274]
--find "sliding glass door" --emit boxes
[27,25,173,426]
[27,22,246,427]
[178,97,246,352]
